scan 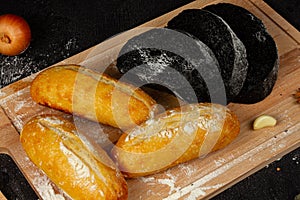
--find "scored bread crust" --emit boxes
[111,103,240,178]
[20,115,128,200]
[30,65,157,130]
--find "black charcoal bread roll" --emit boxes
[167,9,248,102]
[204,3,279,104]
[116,28,227,104]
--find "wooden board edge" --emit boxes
[0,191,7,200]
[138,0,223,28]
[250,0,300,44]
[164,121,300,199]
[205,141,300,199]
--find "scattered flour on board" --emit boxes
[185,188,206,200]
[163,124,299,200]
[277,109,293,127]
[184,184,225,200]
[138,172,181,195]
[138,176,156,185]
[33,175,66,200]
[0,87,33,131]
[214,157,227,167]
[14,100,27,112]
[138,168,224,199]
[178,163,196,177]
[0,90,6,98]
[271,142,286,153]
[21,154,68,199]
[157,173,181,195]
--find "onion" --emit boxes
[0,14,31,56]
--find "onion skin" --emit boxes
[0,14,31,56]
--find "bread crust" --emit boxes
[111,103,240,178]
[30,65,156,129]
[20,115,128,200]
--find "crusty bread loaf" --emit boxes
[20,115,128,200]
[111,103,240,178]
[30,65,157,130]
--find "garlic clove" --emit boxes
[253,115,277,130]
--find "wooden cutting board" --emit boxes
[0,0,299,199]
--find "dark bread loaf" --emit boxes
[116,28,227,104]
[116,4,278,105]
[166,9,248,102]
[204,3,279,104]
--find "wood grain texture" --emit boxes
[0,0,299,199]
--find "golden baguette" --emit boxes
[111,103,240,178]
[30,65,157,129]
[20,115,128,200]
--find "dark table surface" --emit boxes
[0,0,299,199]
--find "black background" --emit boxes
[0,0,299,199]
